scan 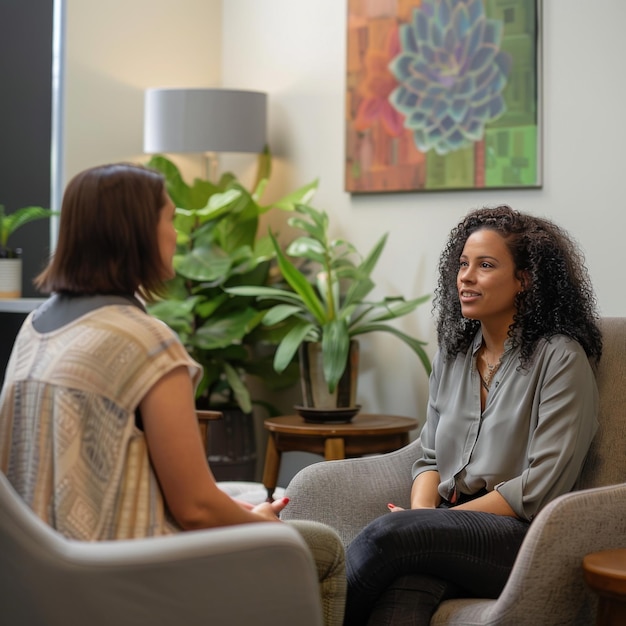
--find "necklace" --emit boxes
[478,347,503,391]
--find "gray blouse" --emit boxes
[412,331,599,521]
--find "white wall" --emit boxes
[62,0,625,438]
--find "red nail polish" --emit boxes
[387,503,395,508]
[282,497,290,504]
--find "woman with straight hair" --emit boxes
[0,163,345,626]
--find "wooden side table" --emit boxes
[262,413,418,501]
[583,548,626,625]
[196,409,223,453]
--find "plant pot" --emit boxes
[0,258,22,298]
[205,407,257,481]
[297,340,361,422]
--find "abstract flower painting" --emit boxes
[345,0,541,193]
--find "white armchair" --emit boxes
[0,471,323,626]
[282,317,626,625]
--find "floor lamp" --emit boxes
[143,88,267,181]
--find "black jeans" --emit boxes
[344,507,530,625]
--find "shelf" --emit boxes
[0,298,46,313]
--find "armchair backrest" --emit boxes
[0,470,324,626]
[577,317,626,490]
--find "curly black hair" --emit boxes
[434,205,602,366]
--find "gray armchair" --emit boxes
[0,470,324,626]
[282,317,626,625]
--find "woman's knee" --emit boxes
[351,509,435,554]
[286,519,346,579]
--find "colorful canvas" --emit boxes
[345,0,541,193]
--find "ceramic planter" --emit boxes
[297,340,361,423]
[0,258,22,298]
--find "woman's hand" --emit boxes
[386,470,442,512]
[251,497,290,522]
[386,502,437,512]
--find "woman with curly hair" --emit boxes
[344,206,602,625]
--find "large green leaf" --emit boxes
[342,277,375,310]
[223,362,252,413]
[0,205,58,248]
[321,319,350,393]
[339,233,388,310]
[148,296,200,320]
[147,156,192,208]
[261,304,307,326]
[195,293,228,319]
[197,189,243,220]
[147,297,199,336]
[175,246,232,282]
[148,155,218,210]
[274,320,317,372]
[270,232,326,324]
[226,285,308,305]
[192,308,259,350]
[286,236,326,263]
[216,212,258,252]
[251,235,277,263]
[287,216,326,242]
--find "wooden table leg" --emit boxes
[262,434,281,502]
[324,437,346,460]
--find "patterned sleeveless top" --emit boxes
[0,304,201,540]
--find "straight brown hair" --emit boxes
[36,163,168,301]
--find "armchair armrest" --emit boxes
[1,471,323,626]
[433,482,626,625]
[282,438,423,545]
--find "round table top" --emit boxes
[264,413,419,436]
[584,548,626,584]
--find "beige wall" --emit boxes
[64,0,222,181]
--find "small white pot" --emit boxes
[0,258,22,298]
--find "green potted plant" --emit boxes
[146,154,317,477]
[226,203,432,421]
[0,204,58,298]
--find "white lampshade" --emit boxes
[143,88,267,154]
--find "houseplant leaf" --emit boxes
[268,180,319,212]
[230,200,431,402]
[274,320,318,373]
[0,204,58,250]
[192,308,260,350]
[223,362,252,414]
[350,322,432,376]
[146,153,321,416]
[270,232,326,324]
[321,319,350,392]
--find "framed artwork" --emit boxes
[345,0,542,193]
